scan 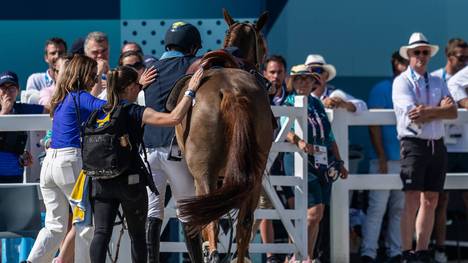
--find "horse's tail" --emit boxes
[178,86,263,231]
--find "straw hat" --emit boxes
[399,32,439,60]
[304,54,336,82]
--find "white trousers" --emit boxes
[146,146,196,220]
[28,148,93,263]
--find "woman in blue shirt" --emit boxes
[283,64,348,262]
[27,55,106,263]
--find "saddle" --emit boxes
[166,50,241,111]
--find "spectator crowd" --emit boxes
[1,20,468,263]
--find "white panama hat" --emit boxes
[304,54,336,82]
[399,32,439,60]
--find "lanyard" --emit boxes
[307,109,325,144]
[410,67,430,105]
[442,69,447,83]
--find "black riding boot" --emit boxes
[147,217,162,263]
[182,223,204,263]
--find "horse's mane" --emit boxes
[223,23,266,68]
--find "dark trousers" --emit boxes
[90,175,148,263]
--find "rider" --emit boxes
[143,21,203,263]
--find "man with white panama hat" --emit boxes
[392,32,457,263]
[305,54,367,113]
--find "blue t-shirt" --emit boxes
[51,91,105,149]
[368,79,400,160]
[0,103,44,176]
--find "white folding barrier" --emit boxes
[329,108,468,263]
[6,103,466,262]
[0,96,310,260]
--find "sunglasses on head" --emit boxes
[412,50,430,56]
[127,61,144,70]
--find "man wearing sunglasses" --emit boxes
[305,54,367,113]
[431,38,468,263]
[393,32,458,263]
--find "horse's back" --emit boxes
[176,68,273,182]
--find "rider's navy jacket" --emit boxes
[143,52,197,148]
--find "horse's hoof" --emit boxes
[209,250,220,263]
[202,241,210,263]
[230,257,252,263]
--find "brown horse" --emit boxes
[176,9,273,263]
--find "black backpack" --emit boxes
[82,105,133,179]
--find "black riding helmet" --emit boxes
[165,22,202,52]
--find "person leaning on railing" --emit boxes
[282,64,348,262]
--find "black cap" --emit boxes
[0,71,19,87]
[165,22,202,52]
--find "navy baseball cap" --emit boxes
[0,71,19,87]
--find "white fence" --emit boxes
[3,104,468,262]
[329,108,468,263]
[0,96,311,260]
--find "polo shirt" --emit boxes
[26,70,54,92]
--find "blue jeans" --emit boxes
[361,160,404,259]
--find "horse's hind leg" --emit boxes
[234,195,258,263]
[202,221,219,262]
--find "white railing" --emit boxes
[329,108,468,263]
[6,104,468,262]
[0,96,311,260]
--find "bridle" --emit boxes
[224,22,263,69]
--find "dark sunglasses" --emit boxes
[412,50,430,56]
[308,66,325,74]
[127,62,145,70]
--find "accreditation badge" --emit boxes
[314,145,328,166]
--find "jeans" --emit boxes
[90,175,148,263]
[28,147,93,263]
[361,160,404,259]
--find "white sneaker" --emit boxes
[434,251,448,263]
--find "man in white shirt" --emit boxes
[305,54,367,113]
[393,32,457,263]
[431,38,468,263]
[26,38,67,95]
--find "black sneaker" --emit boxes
[361,255,375,263]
